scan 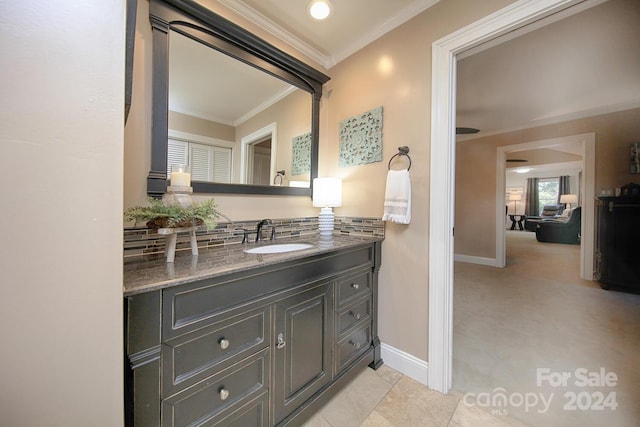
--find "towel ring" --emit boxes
[388,146,411,170]
[273,170,285,185]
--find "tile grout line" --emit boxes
[359,372,405,427]
[446,397,464,426]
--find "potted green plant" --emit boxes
[124,197,221,230]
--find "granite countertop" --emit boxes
[123,234,383,296]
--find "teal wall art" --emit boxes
[292,132,311,175]
[339,106,383,167]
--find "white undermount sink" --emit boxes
[244,243,314,254]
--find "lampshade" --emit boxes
[559,194,578,204]
[510,194,522,202]
[313,177,342,237]
[313,177,342,207]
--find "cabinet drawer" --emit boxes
[162,348,269,427]
[336,271,371,307]
[336,326,371,373]
[163,246,375,338]
[208,392,268,427]
[337,298,370,338]
[163,307,270,397]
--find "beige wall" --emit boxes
[1,1,124,426]
[508,148,581,167]
[124,1,515,366]
[169,110,235,141]
[236,89,312,184]
[125,0,153,210]
[169,90,311,185]
[455,107,640,259]
[322,0,515,360]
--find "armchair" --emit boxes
[524,204,564,232]
[535,207,581,244]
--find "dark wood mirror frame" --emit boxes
[147,0,330,197]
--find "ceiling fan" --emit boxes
[456,127,480,135]
[454,127,528,163]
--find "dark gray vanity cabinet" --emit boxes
[273,283,332,424]
[124,242,382,426]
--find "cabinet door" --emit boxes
[273,283,333,424]
[598,200,640,288]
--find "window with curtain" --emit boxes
[538,178,560,213]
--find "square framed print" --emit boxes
[632,142,640,174]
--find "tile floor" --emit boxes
[304,231,640,427]
[303,365,527,427]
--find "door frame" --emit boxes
[496,134,595,277]
[240,122,277,184]
[427,0,589,393]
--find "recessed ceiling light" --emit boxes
[514,168,531,174]
[308,0,333,21]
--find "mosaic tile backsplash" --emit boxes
[124,216,384,259]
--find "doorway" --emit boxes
[427,0,593,394]
[240,122,278,185]
[496,133,595,277]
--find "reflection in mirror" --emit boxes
[248,137,271,185]
[240,122,277,185]
[168,31,311,186]
[147,0,330,197]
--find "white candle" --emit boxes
[170,171,191,187]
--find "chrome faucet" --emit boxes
[255,219,275,242]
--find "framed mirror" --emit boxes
[147,0,330,197]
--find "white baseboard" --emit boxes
[454,254,498,266]
[380,343,429,387]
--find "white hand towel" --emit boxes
[382,169,411,224]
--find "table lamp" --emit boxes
[313,177,342,236]
[510,194,522,214]
[559,194,578,209]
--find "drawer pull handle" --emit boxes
[277,333,286,349]
[219,388,230,401]
[351,283,359,290]
[219,338,230,350]
[349,340,361,349]
[350,311,361,320]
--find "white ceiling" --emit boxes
[217,0,440,68]
[172,0,640,139]
[456,0,640,138]
[169,31,296,125]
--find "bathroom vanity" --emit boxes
[124,236,382,426]
[124,1,378,422]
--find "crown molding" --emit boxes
[218,0,440,69]
[218,0,333,68]
[233,86,297,126]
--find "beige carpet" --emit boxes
[453,230,640,427]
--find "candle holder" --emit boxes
[161,174,197,263]
[162,184,194,209]
[170,164,191,187]
[165,163,194,208]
